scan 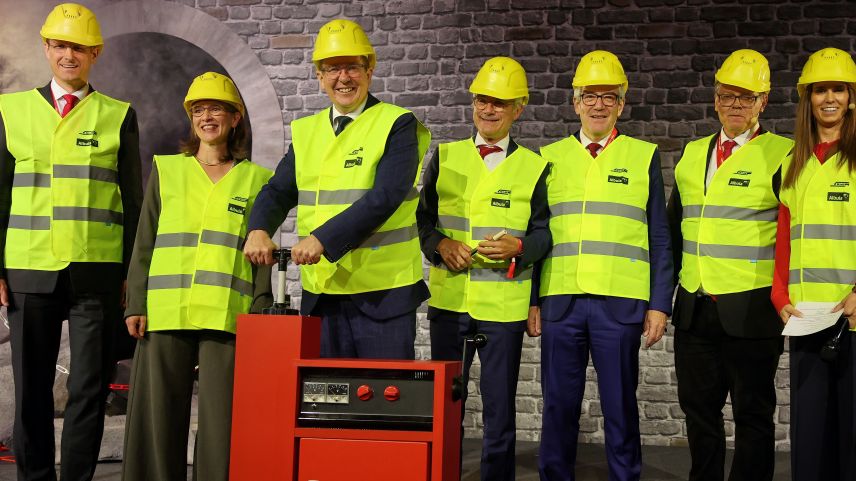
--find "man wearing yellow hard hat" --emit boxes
[667,49,793,481]
[416,56,550,481]
[244,19,430,359]
[0,3,142,480]
[532,50,673,481]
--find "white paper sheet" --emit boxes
[781,302,842,337]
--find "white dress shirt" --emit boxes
[474,133,510,172]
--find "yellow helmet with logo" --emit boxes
[797,48,856,97]
[469,57,529,104]
[572,50,628,95]
[40,3,103,47]
[183,72,244,117]
[312,19,376,69]
[715,49,770,93]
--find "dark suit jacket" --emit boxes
[0,83,143,295]
[667,129,783,338]
[415,138,552,320]
[247,94,429,318]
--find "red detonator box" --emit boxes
[229,314,462,481]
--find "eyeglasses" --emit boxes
[579,92,621,107]
[473,96,515,113]
[717,93,759,108]
[47,41,94,55]
[319,64,367,78]
[190,105,228,117]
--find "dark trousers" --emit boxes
[430,310,525,481]
[314,295,416,359]
[9,280,118,481]
[790,324,856,481]
[121,330,235,481]
[674,296,782,481]
[539,296,643,481]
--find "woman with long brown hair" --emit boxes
[772,48,856,481]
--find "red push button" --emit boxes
[357,384,373,401]
[383,386,400,402]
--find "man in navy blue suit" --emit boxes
[531,50,673,481]
[243,19,430,359]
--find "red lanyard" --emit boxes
[599,128,619,153]
[716,128,760,166]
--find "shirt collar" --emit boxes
[51,78,88,103]
[579,129,609,149]
[474,133,510,152]
[719,122,760,147]
[332,97,368,121]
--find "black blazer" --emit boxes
[0,84,142,295]
[667,129,783,338]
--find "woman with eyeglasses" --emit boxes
[772,48,856,481]
[121,72,272,481]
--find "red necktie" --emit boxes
[478,144,503,159]
[60,94,78,118]
[586,142,601,158]
[718,140,737,167]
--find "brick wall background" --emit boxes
[192,0,855,451]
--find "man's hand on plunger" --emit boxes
[243,230,325,266]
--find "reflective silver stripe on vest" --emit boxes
[683,204,777,222]
[790,268,856,285]
[548,240,648,262]
[201,230,244,250]
[154,232,198,248]
[405,187,419,201]
[297,190,316,205]
[148,274,193,290]
[53,207,123,225]
[12,173,51,188]
[361,224,418,248]
[437,215,469,232]
[550,201,583,216]
[683,240,775,260]
[791,224,856,242]
[53,165,119,184]
[472,227,526,239]
[318,189,370,205]
[7,215,51,230]
[469,266,534,282]
[194,270,253,297]
[550,201,646,223]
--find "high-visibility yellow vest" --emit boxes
[781,152,856,304]
[0,89,128,270]
[428,140,546,322]
[676,132,793,294]
[539,135,655,300]
[292,103,430,294]
[146,155,272,333]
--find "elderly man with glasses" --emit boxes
[531,50,673,481]
[667,49,793,481]
[244,19,430,360]
[416,56,550,481]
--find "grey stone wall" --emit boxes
[187,0,854,451]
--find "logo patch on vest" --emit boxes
[78,130,97,136]
[76,138,98,147]
[344,147,364,168]
[491,198,511,208]
[228,203,246,214]
[232,195,248,202]
[611,168,628,173]
[832,181,850,188]
[608,175,629,185]
[495,189,511,195]
[728,178,750,187]
[734,170,752,175]
[828,192,850,202]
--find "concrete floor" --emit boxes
[0,439,791,480]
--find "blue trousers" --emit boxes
[430,310,525,481]
[314,295,416,359]
[539,296,643,481]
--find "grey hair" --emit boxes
[573,86,626,101]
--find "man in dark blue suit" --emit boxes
[243,19,430,359]
[531,50,673,481]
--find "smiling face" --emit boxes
[574,85,624,141]
[472,95,523,144]
[714,83,768,138]
[316,55,373,113]
[810,81,851,132]
[190,100,241,147]
[44,39,99,92]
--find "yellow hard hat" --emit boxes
[183,72,244,117]
[40,3,103,47]
[312,19,376,69]
[572,50,628,94]
[797,48,856,97]
[715,49,770,93]
[469,57,529,104]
